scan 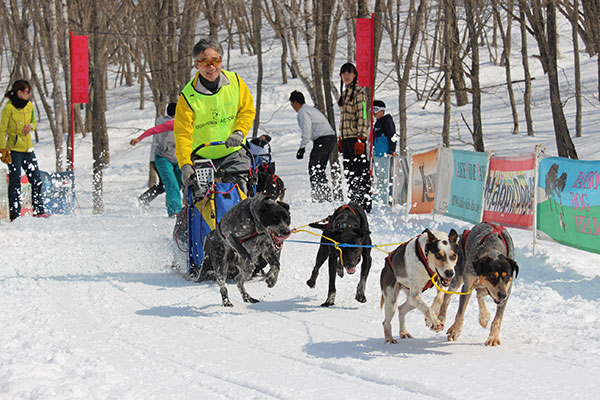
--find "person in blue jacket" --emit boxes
[372,100,396,204]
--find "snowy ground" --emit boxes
[2,26,600,400]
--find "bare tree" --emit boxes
[397,0,427,156]
[464,0,485,152]
[492,0,519,135]
[518,0,535,136]
[524,0,578,158]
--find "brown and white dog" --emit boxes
[380,228,459,343]
[437,222,519,346]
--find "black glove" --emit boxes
[296,148,305,160]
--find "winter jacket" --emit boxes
[338,84,369,140]
[0,100,37,152]
[139,116,177,164]
[174,69,255,167]
[297,104,336,148]
[373,114,396,157]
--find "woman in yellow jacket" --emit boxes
[174,38,255,194]
[0,80,47,220]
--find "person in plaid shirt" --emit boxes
[337,63,372,212]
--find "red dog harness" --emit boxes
[385,235,436,292]
[326,203,359,230]
[462,222,508,255]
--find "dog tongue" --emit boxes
[272,231,290,245]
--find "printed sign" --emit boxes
[537,157,600,254]
[434,148,489,224]
[410,148,439,214]
[483,153,536,228]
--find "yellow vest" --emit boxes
[0,101,37,152]
[180,70,244,159]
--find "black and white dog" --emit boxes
[204,193,291,307]
[306,203,372,307]
[438,222,519,346]
[380,229,459,343]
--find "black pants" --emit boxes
[8,150,45,220]
[309,135,335,202]
[341,138,372,212]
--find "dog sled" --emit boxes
[172,141,251,281]
[248,135,285,200]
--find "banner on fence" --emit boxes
[537,157,600,254]
[434,148,489,224]
[483,153,536,228]
[410,148,438,214]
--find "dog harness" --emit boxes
[462,222,508,255]
[326,204,358,230]
[385,235,436,292]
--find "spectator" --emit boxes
[130,102,182,217]
[0,80,48,221]
[372,100,396,204]
[290,90,335,202]
[174,38,256,193]
[337,63,372,212]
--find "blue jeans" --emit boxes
[8,151,45,220]
[154,155,182,215]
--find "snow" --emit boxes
[2,25,600,400]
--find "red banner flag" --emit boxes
[70,34,89,104]
[356,18,374,88]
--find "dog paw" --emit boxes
[222,300,234,307]
[399,332,413,339]
[355,293,367,303]
[320,301,334,307]
[385,337,398,344]
[266,277,278,288]
[484,336,501,346]
[446,325,461,341]
[306,278,316,288]
[242,295,260,303]
[425,316,443,332]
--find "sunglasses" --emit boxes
[195,57,222,67]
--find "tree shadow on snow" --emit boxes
[304,336,461,360]
[515,249,600,301]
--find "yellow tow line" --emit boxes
[430,273,473,295]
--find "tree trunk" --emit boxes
[448,0,469,106]
[573,0,583,137]
[546,0,578,158]
[399,0,427,156]
[519,0,535,136]
[492,0,519,135]
[442,0,452,147]
[250,0,263,138]
[90,3,110,214]
[465,0,484,152]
